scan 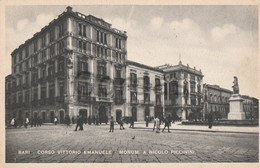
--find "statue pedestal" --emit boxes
[228,94,245,120]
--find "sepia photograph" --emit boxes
[1,1,259,166]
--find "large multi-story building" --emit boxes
[156,61,204,121]
[125,61,164,121]
[5,6,127,124]
[202,84,232,120]
[242,95,258,120]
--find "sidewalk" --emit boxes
[132,121,259,134]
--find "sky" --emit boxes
[5,5,259,99]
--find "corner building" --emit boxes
[125,61,164,121]
[157,61,204,121]
[5,6,127,124]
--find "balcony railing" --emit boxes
[78,95,95,103]
[130,99,139,105]
[140,100,154,106]
[143,84,152,92]
[154,85,162,92]
[97,74,110,82]
[76,71,91,79]
[114,98,125,105]
[56,96,65,103]
[97,97,111,102]
[113,77,125,85]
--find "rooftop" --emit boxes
[156,61,203,76]
[126,60,164,73]
[11,6,127,56]
[205,84,232,93]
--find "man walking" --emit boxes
[145,115,149,127]
[118,118,125,130]
[208,112,213,129]
[162,115,171,132]
[75,115,83,131]
[109,116,114,132]
[129,116,134,128]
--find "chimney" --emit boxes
[66,6,72,12]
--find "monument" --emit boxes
[228,76,246,120]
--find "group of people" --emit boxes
[152,115,173,133]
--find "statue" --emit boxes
[183,79,189,104]
[232,76,239,94]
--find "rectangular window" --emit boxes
[42,36,45,48]
[59,84,64,97]
[83,42,86,51]
[50,45,55,57]
[79,41,82,51]
[13,55,16,64]
[41,85,46,99]
[59,24,63,37]
[155,78,160,86]
[101,32,103,43]
[97,62,106,76]
[131,92,137,103]
[104,33,107,44]
[105,49,108,57]
[58,59,64,72]
[156,94,161,105]
[144,93,150,103]
[130,73,137,85]
[25,47,29,58]
[116,69,121,78]
[116,38,118,48]
[98,85,107,97]
[97,46,100,57]
[33,87,38,101]
[50,29,54,42]
[97,30,99,42]
[83,25,86,37]
[79,23,82,36]
[34,41,37,52]
[115,87,123,100]
[119,39,121,49]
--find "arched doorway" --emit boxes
[144,107,150,121]
[79,109,88,124]
[42,112,46,123]
[50,111,54,123]
[59,111,65,123]
[116,110,122,122]
[131,107,137,121]
[99,106,107,124]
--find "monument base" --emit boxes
[228,94,246,120]
[228,113,246,120]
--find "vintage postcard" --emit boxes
[0,0,259,168]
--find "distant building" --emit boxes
[202,84,232,120]
[5,6,127,124]
[241,95,258,120]
[157,61,203,121]
[125,60,164,121]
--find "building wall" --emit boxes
[125,64,164,121]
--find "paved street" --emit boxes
[6,124,258,163]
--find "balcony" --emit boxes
[97,74,110,82]
[78,95,95,103]
[76,71,91,79]
[140,100,154,106]
[97,97,111,102]
[114,98,125,105]
[129,83,138,90]
[143,84,152,92]
[130,99,139,105]
[56,96,65,103]
[154,85,162,92]
[113,77,125,85]
[55,71,66,79]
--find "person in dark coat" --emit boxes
[118,118,125,130]
[72,116,75,124]
[74,115,83,131]
[162,115,171,132]
[208,112,213,129]
[145,115,149,127]
[65,115,71,126]
[109,116,114,132]
[129,116,134,128]
[88,116,91,125]
[30,117,33,127]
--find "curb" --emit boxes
[132,127,259,134]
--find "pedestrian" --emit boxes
[92,115,96,125]
[10,118,15,128]
[109,116,114,132]
[208,112,213,129]
[96,115,99,125]
[155,117,160,133]
[153,117,157,131]
[30,117,33,127]
[72,116,75,124]
[145,115,149,127]
[24,117,29,128]
[129,116,134,128]
[118,118,125,130]
[65,115,71,126]
[105,115,108,125]
[54,117,58,125]
[74,115,83,131]
[88,116,91,125]
[162,115,171,132]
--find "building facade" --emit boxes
[125,61,164,121]
[242,95,258,120]
[202,84,232,120]
[157,61,204,121]
[5,6,127,124]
